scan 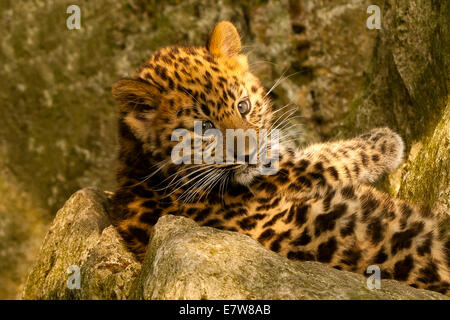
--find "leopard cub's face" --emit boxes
[113,22,275,188]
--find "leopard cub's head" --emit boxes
[112,21,276,190]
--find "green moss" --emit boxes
[397,98,450,228]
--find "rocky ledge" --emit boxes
[22,188,446,300]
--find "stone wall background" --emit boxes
[0,0,447,299]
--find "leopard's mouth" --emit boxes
[232,163,260,186]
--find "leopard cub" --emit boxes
[110,21,449,295]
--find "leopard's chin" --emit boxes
[232,164,260,186]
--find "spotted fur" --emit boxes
[110,21,449,295]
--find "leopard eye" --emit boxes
[202,120,215,132]
[237,99,251,115]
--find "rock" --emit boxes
[22,188,140,300]
[23,188,446,300]
[343,0,449,145]
[341,0,450,218]
[397,100,450,230]
[292,0,376,140]
[75,225,141,300]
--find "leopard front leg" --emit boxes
[271,127,404,193]
[263,183,449,295]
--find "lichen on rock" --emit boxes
[341,0,450,216]
[22,188,140,300]
[397,99,450,231]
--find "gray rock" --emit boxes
[22,188,140,300]
[341,0,450,230]
[23,188,446,300]
[397,101,450,230]
[343,0,449,146]
[133,215,446,300]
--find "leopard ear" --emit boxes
[207,21,242,58]
[112,78,160,141]
[112,78,159,114]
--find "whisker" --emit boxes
[267,107,296,134]
[164,166,216,199]
[278,122,303,134]
[181,88,201,105]
[271,103,295,115]
[268,112,303,138]
[177,167,218,201]
[219,172,229,206]
[158,164,216,194]
[265,68,288,97]
[265,70,303,97]
[158,163,206,185]
[195,169,223,203]
[154,164,216,192]
[129,160,169,188]
[201,170,227,202]
[180,168,219,203]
